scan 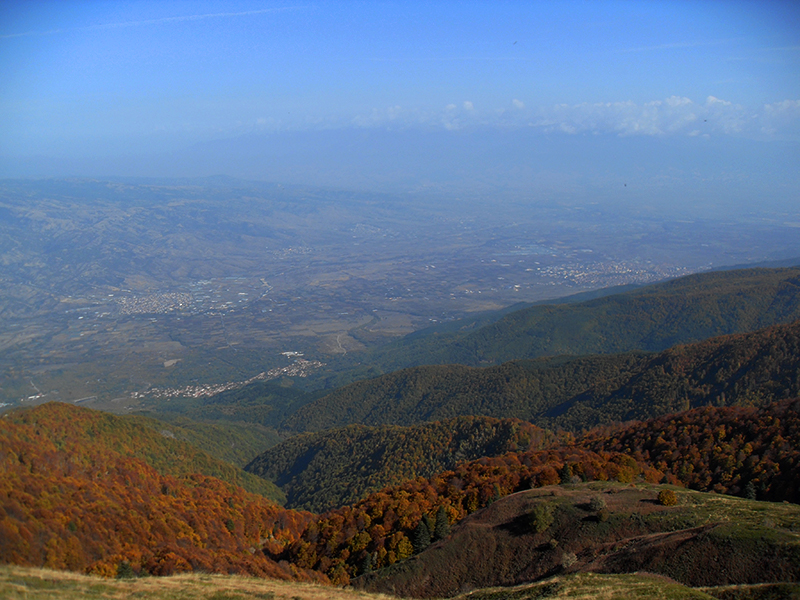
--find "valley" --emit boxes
[2,179,799,412]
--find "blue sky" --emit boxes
[1,1,798,215]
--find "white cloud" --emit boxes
[706,95,732,106]
[703,96,746,133]
[386,105,403,120]
[759,99,800,136]
[763,99,800,118]
[342,95,800,140]
[352,106,407,128]
[534,96,742,137]
[512,99,525,109]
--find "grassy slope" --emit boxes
[5,564,796,600]
[455,574,800,600]
[0,564,390,600]
[354,483,800,598]
[283,318,800,432]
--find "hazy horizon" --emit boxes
[2,1,799,219]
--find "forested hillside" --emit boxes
[356,266,800,371]
[0,403,317,579]
[272,445,661,584]
[246,416,558,511]
[284,319,800,432]
[582,398,800,502]
[4,399,800,590]
[1,403,284,501]
[173,267,800,430]
[275,399,800,585]
[125,414,283,468]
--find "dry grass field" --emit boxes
[0,565,395,600]
[5,564,798,600]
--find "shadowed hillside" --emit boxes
[246,416,558,511]
[124,413,283,468]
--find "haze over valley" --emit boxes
[2,177,799,411]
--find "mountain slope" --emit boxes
[125,413,283,468]
[187,266,800,426]
[357,266,800,371]
[246,416,558,512]
[581,398,800,502]
[140,379,319,429]
[275,399,800,585]
[283,319,800,432]
[1,402,284,501]
[353,483,800,598]
[0,403,316,579]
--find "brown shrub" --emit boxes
[657,489,678,506]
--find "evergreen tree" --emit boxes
[528,503,555,533]
[433,506,451,541]
[744,480,757,500]
[424,513,435,534]
[116,560,136,579]
[412,519,431,554]
[359,552,374,575]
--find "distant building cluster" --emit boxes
[114,292,193,316]
[273,358,325,377]
[131,358,325,400]
[272,246,313,259]
[534,261,699,287]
